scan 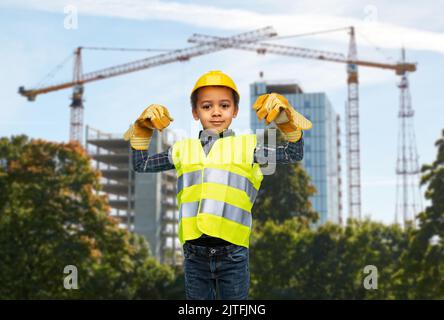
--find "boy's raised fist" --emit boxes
[124,104,174,150]
[252,93,312,142]
[136,104,174,131]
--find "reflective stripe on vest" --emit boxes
[179,199,252,228]
[179,201,199,220]
[177,168,259,204]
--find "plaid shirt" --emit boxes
[132,128,304,173]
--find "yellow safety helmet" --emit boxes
[191,70,240,98]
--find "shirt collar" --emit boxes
[198,128,235,142]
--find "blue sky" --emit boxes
[1,0,443,225]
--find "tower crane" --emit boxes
[18,26,277,143]
[187,27,417,220]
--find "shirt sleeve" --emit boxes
[254,136,304,165]
[131,146,175,173]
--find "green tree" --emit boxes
[250,218,409,299]
[0,135,174,299]
[252,129,318,225]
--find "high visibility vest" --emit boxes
[171,134,263,248]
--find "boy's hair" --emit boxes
[190,87,240,110]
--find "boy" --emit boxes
[124,70,312,300]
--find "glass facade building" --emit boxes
[250,81,342,225]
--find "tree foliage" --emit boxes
[250,219,409,299]
[0,135,174,299]
[249,129,444,299]
[2,128,443,299]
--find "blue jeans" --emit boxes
[183,242,249,300]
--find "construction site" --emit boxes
[17,26,423,266]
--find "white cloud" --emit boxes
[3,0,444,55]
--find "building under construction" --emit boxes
[85,126,182,266]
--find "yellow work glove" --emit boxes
[123,104,174,150]
[252,93,312,142]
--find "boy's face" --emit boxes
[192,86,238,134]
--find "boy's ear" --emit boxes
[233,106,239,118]
[192,108,199,120]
